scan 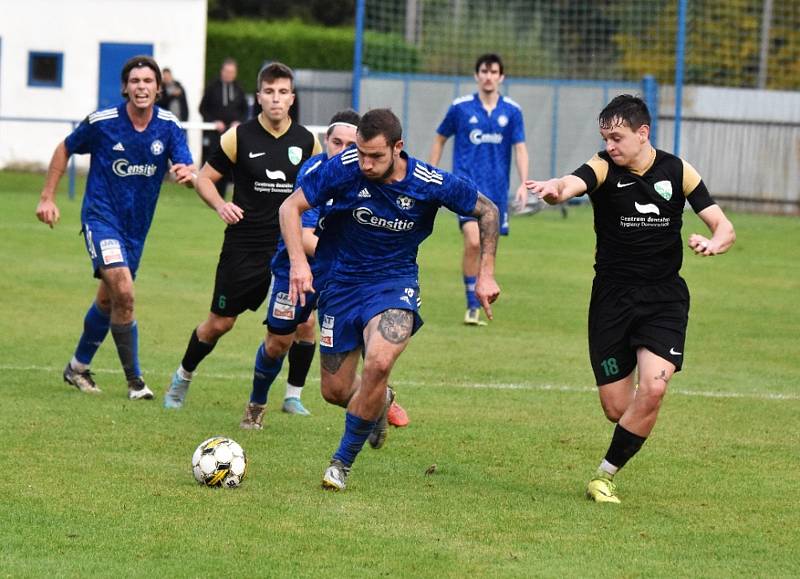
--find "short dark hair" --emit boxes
[475,53,504,75]
[257,62,294,91]
[357,108,402,147]
[221,58,237,68]
[120,55,161,99]
[599,94,651,131]
[327,109,361,136]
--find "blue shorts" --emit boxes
[263,273,318,335]
[458,204,509,236]
[318,280,424,354]
[82,221,142,278]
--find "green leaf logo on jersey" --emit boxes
[654,180,673,200]
[288,146,302,166]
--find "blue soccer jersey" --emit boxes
[436,93,525,211]
[65,103,192,245]
[270,152,325,280]
[299,146,479,285]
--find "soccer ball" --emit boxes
[191,436,247,488]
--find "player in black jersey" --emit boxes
[526,95,735,504]
[164,63,321,415]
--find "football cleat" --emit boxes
[322,459,350,491]
[387,400,409,427]
[163,370,191,409]
[367,387,395,450]
[464,308,488,326]
[586,471,621,504]
[63,363,102,394]
[282,397,311,416]
[239,402,267,430]
[127,377,154,400]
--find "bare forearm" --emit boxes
[514,143,529,183]
[429,135,446,166]
[41,142,69,201]
[474,193,499,275]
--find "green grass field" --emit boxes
[1,170,798,577]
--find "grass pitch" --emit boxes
[1,171,798,577]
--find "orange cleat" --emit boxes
[387,400,410,427]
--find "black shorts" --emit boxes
[588,276,690,386]
[210,246,275,317]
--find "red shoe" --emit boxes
[387,400,409,427]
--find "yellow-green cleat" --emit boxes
[586,471,621,504]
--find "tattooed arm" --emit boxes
[471,192,501,319]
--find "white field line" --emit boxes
[2,364,798,402]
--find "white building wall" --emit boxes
[0,0,207,169]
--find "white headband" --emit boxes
[328,122,357,130]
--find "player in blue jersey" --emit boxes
[36,55,196,399]
[430,53,530,326]
[279,108,501,490]
[236,109,360,421]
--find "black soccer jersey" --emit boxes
[573,149,715,283]
[209,115,320,249]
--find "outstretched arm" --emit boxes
[279,189,314,306]
[689,205,735,256]
[471,193,501,320]
[524,174,588,205]
[36,141,69,228]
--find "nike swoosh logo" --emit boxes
[669,347,682,356]
[617,181,635,188]
[249,152,266,158]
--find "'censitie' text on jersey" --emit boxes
[436,93,525,208]
[65,104,192,244]
[299,147,479,285]
[572,149,716,283]
[209,116,320,250]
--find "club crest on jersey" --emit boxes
[288,146,302,166]
[396,195,414,210]
[654,180,673,200]
[497,114,508,127]
[150,140,164,155]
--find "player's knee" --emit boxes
[265,335,291,359]
[206,316,235,338]
[363,355,393,381]
[320,379,348,407]
[638,380,669,408]
[110,290,135,316]
[602,405,624,423]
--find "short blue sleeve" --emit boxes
[510,107,525,145]
[299,148,358,207]
[435,172,479,217]
[301,205,321,229]
[436,104,458,138]
[64,119,96,156]
[168,122,193,165]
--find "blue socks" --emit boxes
[463,275,480,309]
[250,342,285,405]
[74,302,110,365]
[333,412,377,466]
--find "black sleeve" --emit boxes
[572,164,597,195]
[687,180,716,213]
[207,144,233,176]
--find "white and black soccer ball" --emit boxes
[191,436,247,488]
